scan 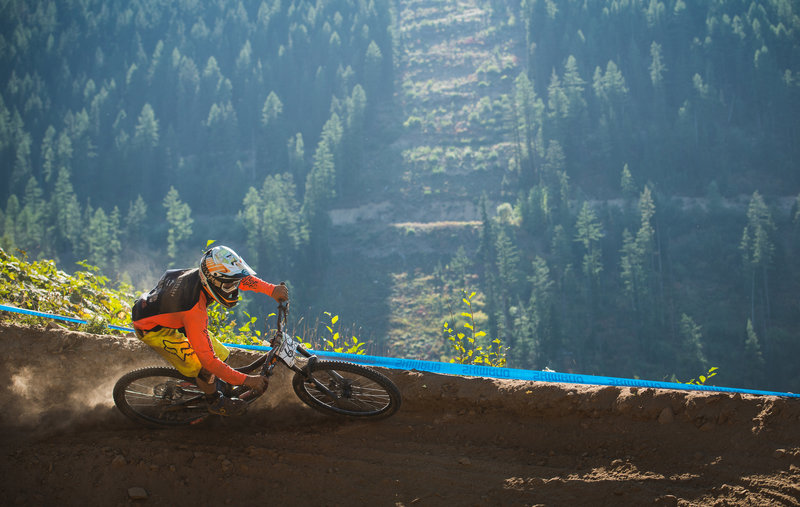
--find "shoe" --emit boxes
[206,392,247,416]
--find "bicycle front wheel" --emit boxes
[113,367,209,427]
[292,361,401,419]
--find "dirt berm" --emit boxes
[1,323,799,506]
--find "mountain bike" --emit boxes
[113,301,402,427]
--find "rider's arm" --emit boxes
[183,301,248,386]
[238,275,278,298]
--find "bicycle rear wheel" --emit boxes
[292,361,401,419]
[113,367,209,427]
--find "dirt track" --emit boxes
[1,323,799,506]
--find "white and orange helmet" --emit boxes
[198,245,255,308]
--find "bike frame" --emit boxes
[228,302,349,404]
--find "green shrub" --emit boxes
[0,247,134,333]
[444,290,507,367]
[684,366,719,386]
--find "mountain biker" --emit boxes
[131,245,289,416]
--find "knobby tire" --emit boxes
[292,361,401,419]
[113,366,209,428]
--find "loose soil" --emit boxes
[1,323,799,506]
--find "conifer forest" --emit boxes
[1,0,799,392]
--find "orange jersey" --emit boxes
[131,268,276,385]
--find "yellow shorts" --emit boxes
[136,327,231,378]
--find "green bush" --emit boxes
[0,247,134,333]
[444,290,506,367]
[0,247,369,355]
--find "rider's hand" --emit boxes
[271,283,289,302]
[243,374,269,394]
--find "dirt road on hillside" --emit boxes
[1,323,799,506]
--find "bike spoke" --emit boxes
[305,369,393,413]
[115,371,210,426]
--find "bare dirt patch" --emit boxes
[1,323,799,506]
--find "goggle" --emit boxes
[209,276,240,293]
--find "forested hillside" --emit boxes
[1,0,799,392]
[0,0,394,287]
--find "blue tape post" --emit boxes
[1,303,798,398]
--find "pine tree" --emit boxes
[574,201,604,334]
[10,129,32,195]
[0,94,11,157]
[739,191,775,334]
[364,40,383,98]
[621,162,634,191]
[205,101,238,161]
[340,84,367,195]
[261,91,283,127]
[620,187,657,315]
[477,195,500,342]
[547,69,569,139]
[562,55,586,117]
[124,195,148,247]
[574,202,604,283]
[56,130,73,172]
[744,318,765,386]
[50,167,82,255]
[239,187,263,266]
[620,228,642,311]
[320,112,343,163]
[526,255,555,367]
[494,227,521,347]
[302,139,336,221]
[649,41,667,88]
[512,72,544,184]
[163,187,193,264]
[1,195,20,250]
[288,133,306,183]
[18,177,45,252]
[593,60,629,129]
[107,206,122,273]
[259,91,284,170]
[301,140,336,274]
[678,313,706,378]
[85,207,110,271]
[40,126,57,184]
[636,187,656,260]
[134,103,160,149]
[256,173,305,275]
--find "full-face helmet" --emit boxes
[198,245,255,308]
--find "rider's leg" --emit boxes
[197,368,247,416]
[136,328,205,378]
[135,328,245,416]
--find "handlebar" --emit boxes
[273,280,288,333]
[275,303,288,331]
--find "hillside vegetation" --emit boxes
[1,0,799,391]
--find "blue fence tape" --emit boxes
[1,304,90,325]
[0,304,137,333]
[226,343,800,398]
[2,303,798,398]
